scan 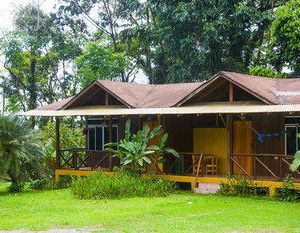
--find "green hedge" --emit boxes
[218,176,268,197]
[71,172,178,199]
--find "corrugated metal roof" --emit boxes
[20,101,300,116]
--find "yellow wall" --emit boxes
[193,128,228,175]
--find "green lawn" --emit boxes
[0,182,299,233]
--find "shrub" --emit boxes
[30,175,75,190]
[56,175,75,189]
[276,176,300,202]
[0,115,44,192]
[7,182,25,193]
[105,119,179,175]
[30,177,53,190]
[218,176,268,197]
[71,172,178,199]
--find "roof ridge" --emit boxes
[98,79,204,86]
[220,70,299,80]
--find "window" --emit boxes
[87,118,118,151]
[285,117,300,155]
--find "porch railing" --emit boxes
[230,154,300,181]
[58,148,111,171]
[164,152,204,175]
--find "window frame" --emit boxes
[284,116,300,155]
[87,117,118,151]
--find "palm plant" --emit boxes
[290,134,300,172]
[290,151,300,172]
[0,115,44,192]
[105,119,179,175]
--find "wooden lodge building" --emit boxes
[22,71,300,195]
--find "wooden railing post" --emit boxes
[108,117,113,171]
[55,117,61,169]
[72,152,78,170]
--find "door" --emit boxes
[232,121,253,175]
[143,118,163,173]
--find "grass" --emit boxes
[0,182,300,232]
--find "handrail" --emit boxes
[230,153,299,181]
[59,148,110,170]
[231,153,293,158]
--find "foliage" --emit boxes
[105,119,179,175]
[0,3,86,125]
[60,0,287,83]
[71,172,178,199]
[30,176,53,190]
[30,174,74,190]
[76,41,131,87]
[290,150,300,172]
[39,121,85,171]
[269,0,300,75]
[218,176,268,197]
[249,65,286,78]
[0,115,44,192]
[276,176,300,202]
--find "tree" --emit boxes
[1,4,54,126]
[249,65,286,78]
[268,0,300,75]
[0,116,44,192]
[59,0,136,82]
[1,4,88,127]
[76,41,131,87]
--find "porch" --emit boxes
[55,146,300,196]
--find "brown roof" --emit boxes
[37,97,74,110]
[221,71,300,104]
[33,71,300,111]
[97,80,204,108]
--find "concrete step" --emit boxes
[194,182,220,194]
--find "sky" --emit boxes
[0,0,148,84]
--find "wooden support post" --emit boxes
[55,117,61,169]
[108,116,113,171]
[229,82,234,102]
[105,92,109,106]
[226,114,233,175]
[226,82,234,175]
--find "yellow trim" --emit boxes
[55,169,300,197]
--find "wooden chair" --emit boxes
[204,155,218,175]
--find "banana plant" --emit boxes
[105,119,179,174]
[290,133,300,172]
[290,151,300,172]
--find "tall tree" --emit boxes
[269,0,300,75]
[59,0,135,83]
[1,4,54,126]
[1,3,88,126]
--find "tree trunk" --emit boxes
[29,57,37,128]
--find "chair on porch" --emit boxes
[192,154,218,175]
[203,155,218,175]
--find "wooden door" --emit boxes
[233,121,253,175]
[143,119,163,173]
